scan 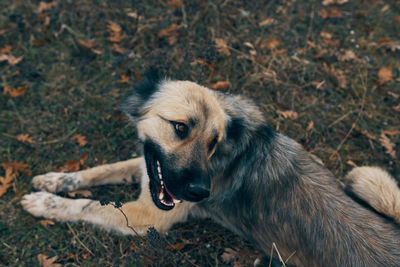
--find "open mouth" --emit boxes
[144,141,182,211]
[155,160,182,209]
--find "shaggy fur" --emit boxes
[22,70,400,266]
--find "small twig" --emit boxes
[328,111,353,128]
[272,243,286,267]
[112,203,199,267]
[180,4,188,28]
[66,222,95,256]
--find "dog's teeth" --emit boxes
[160,180,164,185]
[173,198,182,204]
[159,191,164,199]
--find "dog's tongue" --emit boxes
[158,186,181,206]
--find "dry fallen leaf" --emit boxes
[322,0,348,5]
[0,166,15,197]
[158,24,179,45]
[120,74,130,83]
[17,133,36,144]
[73,134,87,146]
[379,133,396,159]
[58,155,87,173]
[221,248,237,264]
[277,110,299,120]
[67,190,93,198]
[112,43,126,54]
[210,81,231,90]
[338,50,358,62]
[2,160,32,176]
[107,21,125,43]
[37,1,57,13]
[37,254,61,267]
[39,219,55,227]
[167,0,184,8]
[378,65,393,84]
[3,85,27,97]
[335,69,347,88]
[258,17,277,26]
[266,37,281,50]
[215,38,231,56]
[381,130,400,136]
[0,45,12,54]
[306,121,314,131]
[346,160,358,167]
[165,242,187,250]
[78,39,96,49]
[0,54,24,65]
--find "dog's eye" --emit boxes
[171,122,189,139]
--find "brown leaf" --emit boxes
[37,1,57,13]
[258,17,277,26]
[322,0,348,5]
[393,104,400,112]
[112,43,126,54]
[0,54,24,65]
[394,16,400,24]
[37,254,61,267]
[0,45,12,54]
[78,39,96,49]
[79,154,88,166]
[107,21,121,33]
[17,133,36,144]
[73,134,87,146]
[215,38,231,56]
[120,74,130,83]
[378,65,393,84]
[221,248,237,264]
[39,219,55,227]
[328,7,343,18]
[306,121,314,131]
[266,37,281,50]
[379,133,396,159]
[210,81,231,90]
[346,160,358,167]
[190,59,216,69]
[277,110,299,120]
[3,85,27,97]
[67,190,93,198]
[318,9,329,19]
[381,130,400,136]
[58,160,80,172]
[0,166,15,197]
[168,0,184,8]
[158,24,179,45]
[335,69,347,88]
[338,50,358,61]
[107,22,124,43]
[2,160,31,176]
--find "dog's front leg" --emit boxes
[31,158,144,193]
[21,182,193,235]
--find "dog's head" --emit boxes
[122,69,228,210]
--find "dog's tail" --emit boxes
[344,166,400,224]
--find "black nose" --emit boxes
[185,183,210,201]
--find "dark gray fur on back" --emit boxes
[191,93,400,266]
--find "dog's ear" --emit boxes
[122,68,162,120]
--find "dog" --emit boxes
[22,69,400,266]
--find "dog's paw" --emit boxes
[21,192,64,219]
[31,172,82,193]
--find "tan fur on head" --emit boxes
[344,166,400,224]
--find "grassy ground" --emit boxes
[0,0,399,266]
